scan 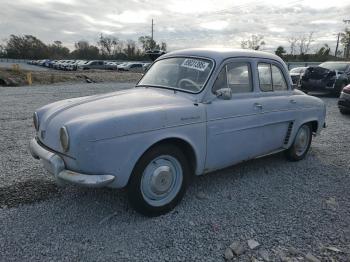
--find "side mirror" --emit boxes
[216,88,232,100]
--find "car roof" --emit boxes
[161,48,285,65]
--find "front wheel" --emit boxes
[127,144,190,217]
[285,123,312,161]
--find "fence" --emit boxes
[286,62,321,70]
[0,58,323,70]
[0,58,29,63]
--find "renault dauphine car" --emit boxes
[29,48,326,216]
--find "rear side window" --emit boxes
[258,63,272,92]
[272,65,287,91]
[212,62,252,94]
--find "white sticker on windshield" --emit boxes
[181,59,209,72]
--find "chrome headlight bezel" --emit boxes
[59,126,70,152]
[33,112,39,131]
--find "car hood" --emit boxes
[36,87,204,152]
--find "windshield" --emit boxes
[137,57,214,93]
[319,62,349,71]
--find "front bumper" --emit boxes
[29,138,115,187]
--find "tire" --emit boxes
[127,144,190,217]
[285,123,312,161]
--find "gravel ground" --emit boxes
[0,84,349,261]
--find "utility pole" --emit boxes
[335,33,340,57]
[151,19,154,47]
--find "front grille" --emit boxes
[284,122,294,145]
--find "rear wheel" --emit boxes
[127,144,190,217]
[285,123,312,161]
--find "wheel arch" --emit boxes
[135,137,198,177]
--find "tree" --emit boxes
[241,35,265,50]
[296,32,314,55]
[138,36,157,51]
[71,40,99,59]
[287,37,298,55]
[288,37,298,55]
[47,41,70,59]
[123,39,137,58]
[5,34,48,59]
[98,34,118,57]
[275,46,286,57]
[340,28,350,59]
[0,43,5,57]
[160,42,167,52]
[316,44,331,57]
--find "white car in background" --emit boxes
[118,62,144,71]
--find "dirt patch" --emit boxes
[0,67,142,86]
[0,179,61,208]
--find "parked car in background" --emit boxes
[290,67,307,88]
[78,60,106,70]
[300,62,350,95]
[29,48,326,216]
[104,61,119,70]
[118,62,144,71]
[143,62,152,71]
[338,84,350,114]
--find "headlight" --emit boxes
[59,126,69,152]
[33,112,39,131]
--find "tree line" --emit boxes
[241,30,350,62]
[0,34,167,60]
[1,28,349,61]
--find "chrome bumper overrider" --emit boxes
[29,138,115,187]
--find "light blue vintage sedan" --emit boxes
[30,49,326,216]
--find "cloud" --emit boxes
[0,0,349,53]
[107,10,162,24]
[200,21,229,31]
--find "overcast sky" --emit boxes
[1,0,349,53]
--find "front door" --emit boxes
[206,60,265,172]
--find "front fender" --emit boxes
[87,122,206,188]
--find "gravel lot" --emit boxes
[0,83,349,261]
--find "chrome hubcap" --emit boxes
[141,155,183,207]
[150,166,173,194]
[295,126,310,156]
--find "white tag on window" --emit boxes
[181,59,209,72]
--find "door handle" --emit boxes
[290,99,297,104]
[254,103,263,109]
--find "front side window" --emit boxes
[226,62,252,93]
[137,57,214,93]
[212,62,252,94]
[258,63,273,92]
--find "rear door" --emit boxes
[256,61,295,153]
[206,59,266,171]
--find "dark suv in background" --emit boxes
[300,62,350,96]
